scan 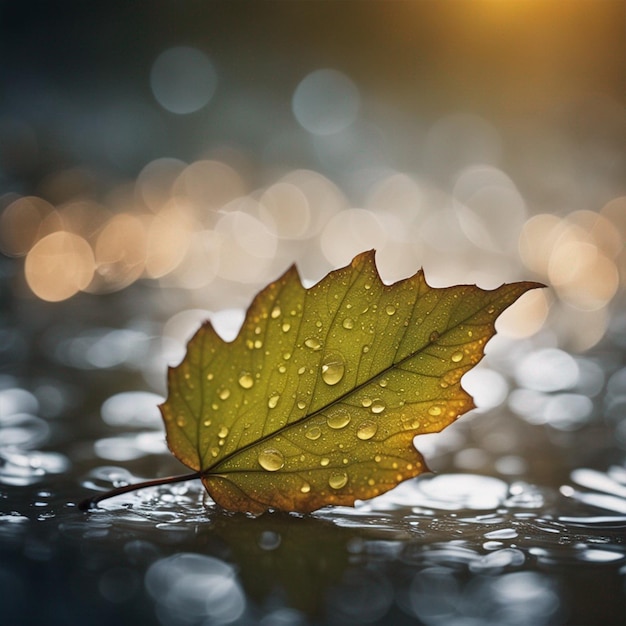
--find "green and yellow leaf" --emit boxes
[159,250,542,514]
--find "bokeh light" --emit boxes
[292,69,360,135]
[150,47,217,114]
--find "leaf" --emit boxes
[159,250,543,514]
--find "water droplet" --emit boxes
[278,365,286,374]
[374,455,382,463]
[254,339,263,349]
[298,366,306,375]
[238,373,254,389]
[361,398,372,408]
[362,345,370,354]
[203,419,212,427]
[342,318,354,330]
[268,394,280,409]
[430,331,440,342]
[305,426,321,440]
[428,406,442,417]
[300,482,311,494]
[379,378,388,388]
[329,472,348,489]
[258,448,285,471]
[210,446,219,458]
[315,320,322,328]
[218,425,229,438]
[207,372,214,381]
[487,305,495,314]
[218,388,231,400]
[282,322,291,333]
[468,330,473,337]
[297,400,307,410]
[246,339,254,350]
[364,282,371,290]
[283,352,291,360]
[326,409,351,430]
[271,305,281,319]
[176,416,186,427]
[357,420,378,440]
[371,400,385,414]
[320,457,330,467]
[321,352,345,386]
[304,337,322,351]
[254,326,262,335]
[451,351,464,363]
[385,305,396,316]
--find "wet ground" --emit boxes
[2,265,625,626]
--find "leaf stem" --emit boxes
[78,471,203,511]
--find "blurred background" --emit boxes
[1,2,625,625]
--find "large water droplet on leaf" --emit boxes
[329,471,348,489]
[304,337,322,351]
[451,351,464,363]
[238,373,254,389]
[305,426,322,440]
[320,352,345,386]
[342,317,354,330]
[326,409,351,429]
[258,448,285,471]
[357,420,378,440]
[371,400,385,414]
[267,393,280,409]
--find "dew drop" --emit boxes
[218,388,231,400]
[378,378,388,388]
[321,352,345,386]
[176,416,186,427]
[298,366,306,375]
[268,394,280,409]
[468,330,473,337]
[361,398,372,408]
[278,365,286,374]
[207,372,214,381]
[304,337,322,351]
[271,305,281,319]
[374,455,382,463]
[451,351,464,363]
[258,448,285,472]
[306,426,322,440]
[283,352,291,360]
[282,322,291,333]
[297,400,307,410]
[320,457,330,467]
[342,318,354,330]
[238,373,254,389]
[329,472,348,489]
[357,420,378,440]
[371,400,385,414]
[487,305,495,314]
[210,446,219,458]
[315,320,322,328]
[254,339,263,349]
[203,419,212,427]
[326,409,351,430]
[362,345,370,354]
[428,406,442,417]
[429,331,440,342]
[385,305,396,316]
[300,482,311,494]
[218,425,229,438]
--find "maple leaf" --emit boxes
[155,250,543,514]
